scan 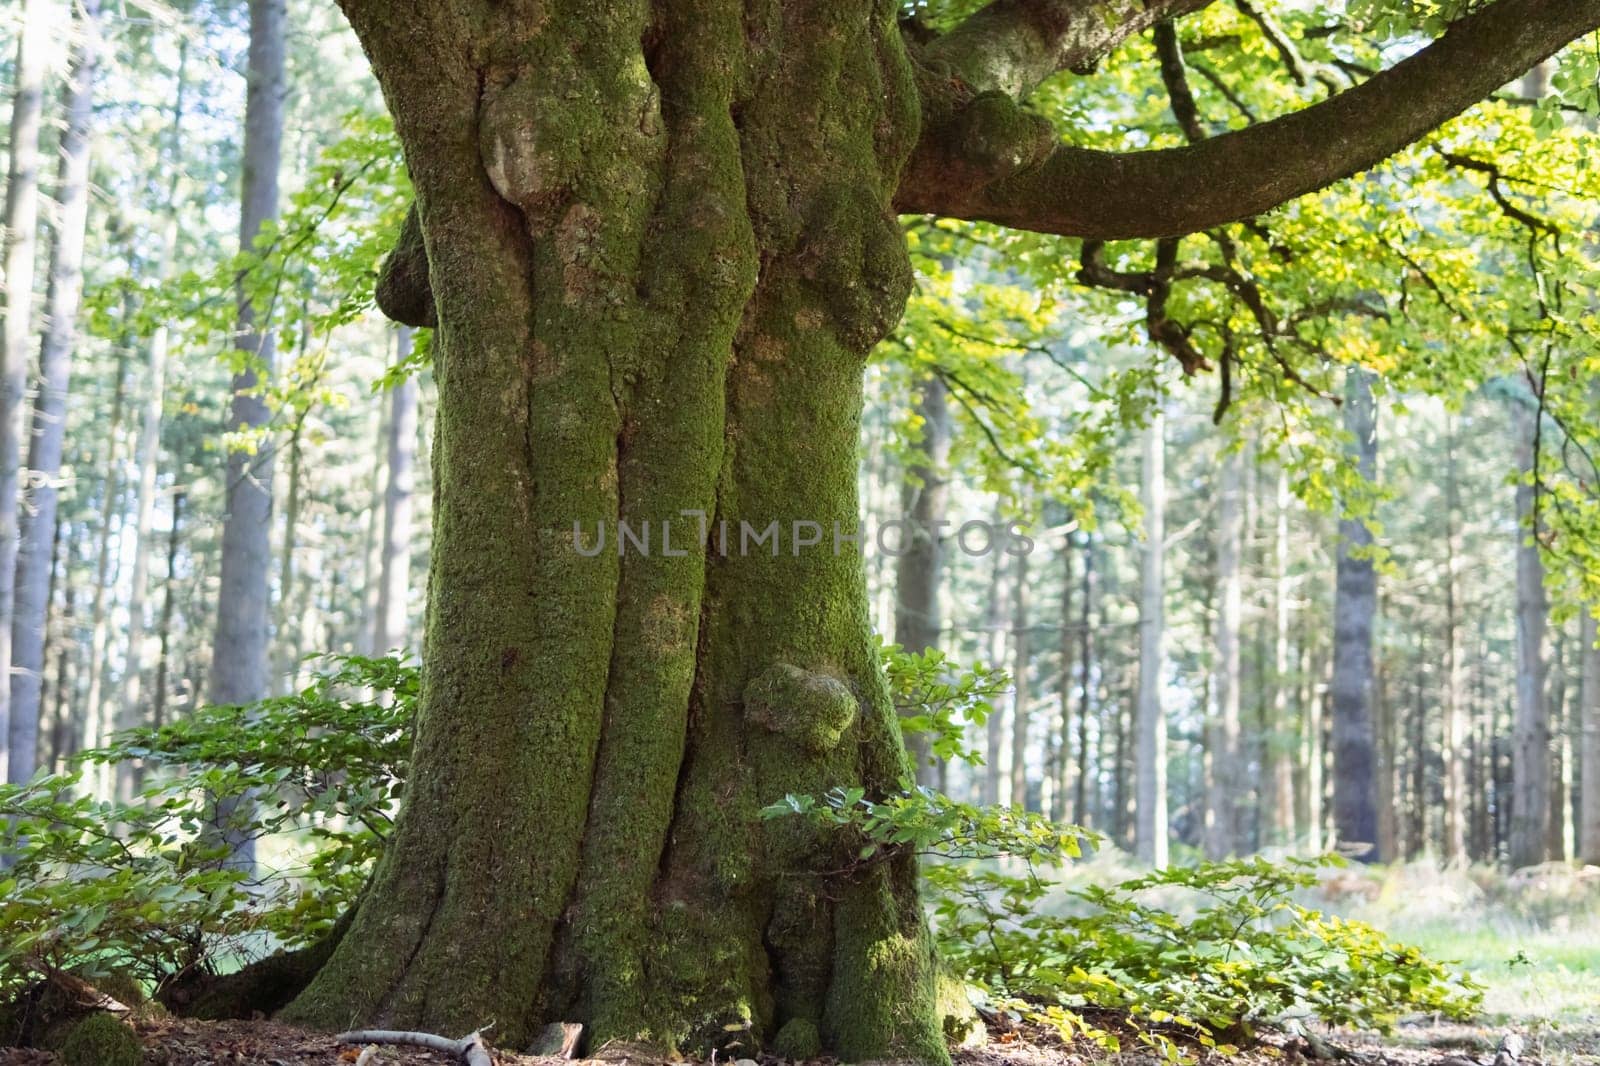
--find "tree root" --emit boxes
[337,1028,493,1066]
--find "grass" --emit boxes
[1321,862,1600,1030]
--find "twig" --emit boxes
[336,1028,494,1066]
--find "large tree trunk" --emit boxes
[892,373,949,786]
[207,0,285,863]
[8,0,99,785]
[0,0,52,775]
[1135,409,1167,866]
[286,3,946,1059]
[1509,395,1551,868]
[1330,367,1380,859]
[265,0,1600,1050]
[1204,447,1243,858]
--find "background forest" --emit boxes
[1,0,1600,1062]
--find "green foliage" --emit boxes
[765,772,1480,1054]
[883,641,1008,767]
[928,856,1482,1052]
[0,656,415,1000]
[762,786,1094,871]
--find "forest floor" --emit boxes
[0,1008,1594,1066]
[4,862,1594,1066]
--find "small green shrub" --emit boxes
[0,655,414,1002]
[760,644,1482,1058]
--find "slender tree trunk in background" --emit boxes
[1205,448,1243,858]
[1009,544,1031,810]
[360,388,388,657]
[8,1,99,785]
[1298,610,1324,852]
[1510,396,1551,868]
[374,327,418,656]
[150,485,184,731]
[1548,632,1568,860]
[116,46,187,801]
[82,341,129,787]
[1579,609,1600,863]
[1331,367,1380,860]
[892,372,949,786]
[1053,532,1074,821]
[1135,410,1167,866]
[208,0,285,865]
[1268,464,1294,847]
[1441,423,1467,863]
[0,0,53,772]
[1076,531,1095,827]
[1408,638,1427,859]
[981,529,1009,806]
[275,424,305,692]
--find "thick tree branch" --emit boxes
[898,0,1600,239]
[923,0,1215,96]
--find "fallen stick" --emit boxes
[335,1028,494,1066]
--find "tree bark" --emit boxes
[1010,541,1031,811]
[373,327,418,656]
[1510,396,1550,868]
[207,0,285,863]
[981,517,1010,807]
[1330,367,1380,860]
[1135,410,1167,866]
[1052,530,1074,821]
[1579,609,1600,864]
[8,0,99,785]
[1266,464,1295,847]
[150,485,184,731]
[80,337,129,790]
[0,0,53,774]
[1205,447,1242,858]
[116,41,187,782]
[1440,422,1467,863]
[892,373,950,786]
[287,4,945,1058]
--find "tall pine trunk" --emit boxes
[207,0,285,862]
[116,44,187,800]
[1010,545,1031,810]
[1509,395,1550,867]
[1579,609,1600,863]
[1330,367,1380,859]
[1266,464,1295,847]
[1135,409,1167,866]
[0,0,53,773]
[374,327,418,655]
[8,0,99,784]
[1205,447,1243,858]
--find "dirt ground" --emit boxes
[3,1013,1595,1066]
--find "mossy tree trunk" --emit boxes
[283,0,1600,1057]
